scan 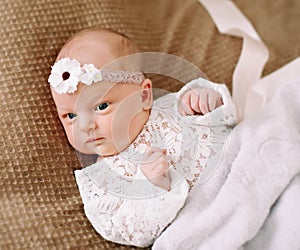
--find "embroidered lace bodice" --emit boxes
[74,78,236,247]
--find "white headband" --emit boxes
[48,58,145,94]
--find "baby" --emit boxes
[49,28,236,247]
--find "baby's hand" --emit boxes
[138,147,171,191]
[178,88,223,116]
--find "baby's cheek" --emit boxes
[63,125,75,147]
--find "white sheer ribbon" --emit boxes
[199,0,300,121]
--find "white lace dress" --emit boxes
[74,78,236,247]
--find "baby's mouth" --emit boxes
[86,137,105,143]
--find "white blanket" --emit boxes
[153,80,300,250]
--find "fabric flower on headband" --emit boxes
[81,64,103,85]
[48,58,102,94]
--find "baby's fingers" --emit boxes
[142,147,165,163]
[153,160,169,175]
[208,92,223,111]
[151,172,171,191]
[179,92,195,116]
[216,96,223,107]
[190,92,201,114]
[199,92,209,114]
[208,93,217,112]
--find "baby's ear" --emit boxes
[141,78,153,110]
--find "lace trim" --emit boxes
[102,70,145,84]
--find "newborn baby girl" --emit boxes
[49,28,236,247]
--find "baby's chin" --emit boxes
[75,145,121,158]
[95,145,126,158]
[72,138,133,159]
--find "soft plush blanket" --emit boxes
[153,80,300,250]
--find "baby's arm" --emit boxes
[176,78,236,126]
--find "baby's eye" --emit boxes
[67,113,77,119]
[96,103,109,111]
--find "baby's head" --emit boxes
[49,28,153,157]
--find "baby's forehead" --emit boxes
[51,81,119,107]
[51,86,80,107]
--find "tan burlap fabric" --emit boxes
[0,0,299,248]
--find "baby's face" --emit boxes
[52,80,151,157]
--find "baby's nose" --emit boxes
[79,116,97,132]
